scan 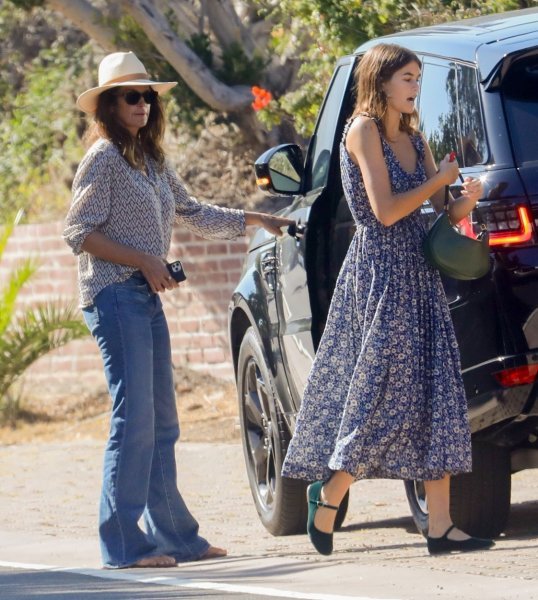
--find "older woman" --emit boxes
[64,51,292,569]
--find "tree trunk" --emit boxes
[205,0,257,57]
[120,0,253,112]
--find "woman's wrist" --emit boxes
[244,211,262,227]
[436,170,451,188]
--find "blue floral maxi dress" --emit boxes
[281,118,472,483]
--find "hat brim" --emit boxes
[76,80,178,114]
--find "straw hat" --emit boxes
[77,51,177,114]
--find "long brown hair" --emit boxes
[352,43,421,136]
[83,87,166,171]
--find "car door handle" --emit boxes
[261,256,277,274]
[287,223,306,240]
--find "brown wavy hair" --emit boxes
[352,43,421,137]
[83,87,166,171]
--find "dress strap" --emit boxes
[341,117,356,142]
[341,113,381,144]
[410,132,426,163]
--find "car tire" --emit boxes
[404,479,429,537]
[237,327,350,535]
[237,327,308,535]
[450,442,511,538]
[404,441,511,539]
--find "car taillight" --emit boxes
[493,364,538,387]
[482,205,534,247]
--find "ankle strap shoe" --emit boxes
[307,481,339,556]
[427,525,495,555]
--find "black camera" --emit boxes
[166,260,187,283]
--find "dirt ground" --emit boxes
[2,367,538,598]
[0,366,240,446]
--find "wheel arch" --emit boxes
[229,292,298,439]
[229,301,253,379]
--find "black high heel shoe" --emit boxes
[427,525,495,555]
[307,481,339,556]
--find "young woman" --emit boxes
[281,43,494,556]
[64,51,292,569]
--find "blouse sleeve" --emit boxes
[165,163,246,240]
[63,146,112,255]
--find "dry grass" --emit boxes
[0,366,240,445]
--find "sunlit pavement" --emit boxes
[1,442,537,600]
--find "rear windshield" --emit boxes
[502,54,538,167]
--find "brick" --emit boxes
[206,243,228,255]
[220,258,244,271]
[73,356,103,372]
[171,229,194,243]
[203,348,227,363]
[183,245,206,256]
[2,219,243,383]
[190,335,215,348]
[195,260,220,272]
[201,318,226,333]
[186,349,204,363]
[180,319,201,333]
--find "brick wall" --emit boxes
[1,221,251,389]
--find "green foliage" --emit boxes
[0,220,88,424]
[7,0,45,8]
[187,33,214,68]
[0,1,89,223]
[217,42,266,86]
[0,44,86,221]
[255,0,528,137]
[2,0,535,224]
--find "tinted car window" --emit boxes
[502,55,538,167]
[307,65,350,191]
[456,64,487,167]
[419,61,460,163]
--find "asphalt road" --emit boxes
[1,441,537,600]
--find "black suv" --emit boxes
[229,9,538,539]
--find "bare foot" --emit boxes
[199,545,227,560]
[132,554,177,568]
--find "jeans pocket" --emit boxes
[114,280,154,311]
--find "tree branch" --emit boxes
[205,0,256,57]
[120,0,252,112]
[156,0,199,40]
[46,0,117,52]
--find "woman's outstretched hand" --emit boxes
[459,176,483,205]
[245,211,296,236]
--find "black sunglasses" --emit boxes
[118,89,158,105]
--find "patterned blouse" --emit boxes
[63,139,245,307]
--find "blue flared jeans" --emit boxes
[82,273,209,568]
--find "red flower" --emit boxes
[251,85,273,111]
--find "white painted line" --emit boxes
[0,560,402,600]
[0,560,58,570]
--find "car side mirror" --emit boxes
[254,144,304,195]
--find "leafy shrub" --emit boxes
[0,217,89,424]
